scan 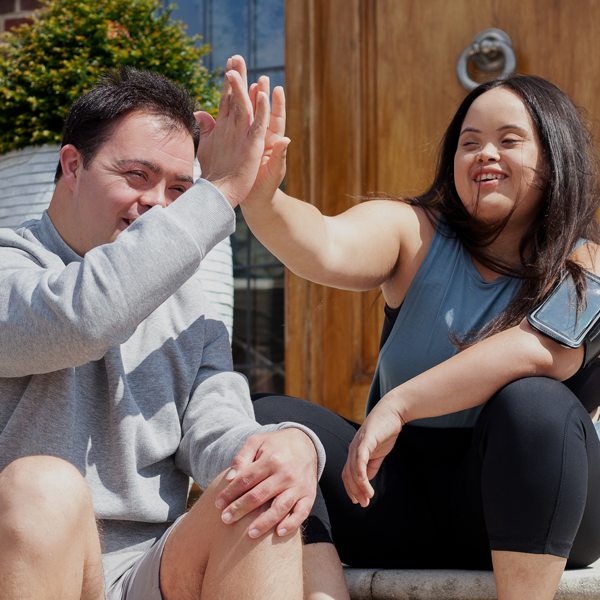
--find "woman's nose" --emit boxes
[477,142,500,162]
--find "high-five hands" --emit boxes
[195,55,271,208]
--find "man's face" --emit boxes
[63,111,195,255]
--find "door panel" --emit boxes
[285,0,600,421]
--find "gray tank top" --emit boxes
[366,219,522,428]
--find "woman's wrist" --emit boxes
[377,391,410,428]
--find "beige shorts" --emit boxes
[102,515,185,600]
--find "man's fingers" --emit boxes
[221,479,276,527]
[214,437,263,509]
[273,496,313,537]
[226,70,255,126]
[230,54,249,89]
[250,91,270,139]
[217,58,234,119]
[246,490,298,538]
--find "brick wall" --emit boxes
[0,0,43,34]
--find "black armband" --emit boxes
[527,270,600,371]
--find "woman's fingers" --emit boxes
[341,401,404,508]
[270,86,286,137]
[257,75,270,104]
[249,82,258,115]
[342,438,375,507]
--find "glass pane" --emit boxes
[232,270,285,394]
[237,366,285,394]
[211,0,249,72]
[169,0,287,395]
[167,0,203,39]
[246,66,284,88]
[231,206,281,268]
[255,0,284,68]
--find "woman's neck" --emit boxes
[470,227,530,283]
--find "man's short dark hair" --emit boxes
[54,68,200,183]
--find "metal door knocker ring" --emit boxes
[456,28,517,91]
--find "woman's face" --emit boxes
[454,87,544,232]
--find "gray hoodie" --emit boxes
[0,180,324,555]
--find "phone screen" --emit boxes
[535,273,600,344]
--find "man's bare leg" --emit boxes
[161,470,304,600]
[0,455,104,600]
[303,543,351,600]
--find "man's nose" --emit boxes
[477,142,500,162]
[139,186,168,209]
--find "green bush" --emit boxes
[0,0,221,153]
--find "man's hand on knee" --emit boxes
[214,428,318,539]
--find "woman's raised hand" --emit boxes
[244,76,290,204]
[342,398,404,507]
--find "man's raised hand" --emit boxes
[195,55,269,208]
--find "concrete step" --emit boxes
[344,559,600,599]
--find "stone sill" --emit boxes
[345,559,600,599]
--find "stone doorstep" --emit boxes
[344,559,600,600]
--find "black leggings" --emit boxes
[253,377,600,570]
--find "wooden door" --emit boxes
[284,0,600,422]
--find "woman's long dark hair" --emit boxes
[405,75,600,348]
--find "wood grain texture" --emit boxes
[285,0,600,421]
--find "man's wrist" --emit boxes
[275,422,326,480]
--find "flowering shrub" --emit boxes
[0,0,220,153]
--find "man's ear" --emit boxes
[60,145,82,191]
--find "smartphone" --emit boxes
[527,270,600,349]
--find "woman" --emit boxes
[226,71,600,600]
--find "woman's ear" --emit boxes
[59,145,82,191]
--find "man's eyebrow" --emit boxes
[116,159,193,183]
[175,174,194,184]
[117,158,161,174]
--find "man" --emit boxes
[0,58,323,599]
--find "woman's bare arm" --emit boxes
[242,191,425,292]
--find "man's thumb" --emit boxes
[194,111,216,137]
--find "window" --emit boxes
[165,0,286,394]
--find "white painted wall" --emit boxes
[0,145,234,341]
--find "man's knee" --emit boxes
[161,470,303,599]
[0,455,94,553]
[170,469,302,557]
